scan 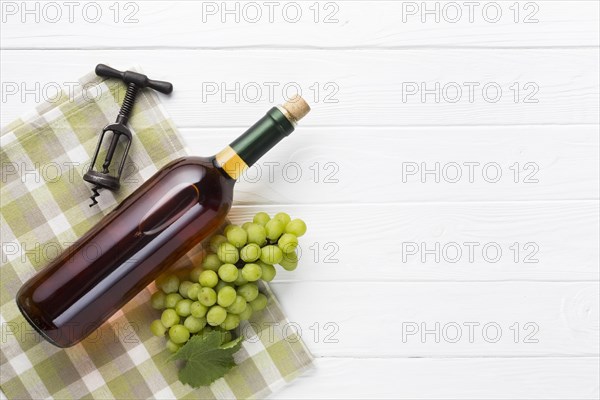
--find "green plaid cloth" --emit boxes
[0,69,313,399]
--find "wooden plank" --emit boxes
[1,49,598,127]
[273,357,600,399]
[224,203,599,281]
[265,282,599,357]
[1,1,598,49]
[180,126,600,203]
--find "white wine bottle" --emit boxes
[17,96,310,347]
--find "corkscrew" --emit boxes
[84,64,173,206]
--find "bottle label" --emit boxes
[215,146,248,180]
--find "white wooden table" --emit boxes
[1,1,599,398]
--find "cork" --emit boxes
[281,95,311,123]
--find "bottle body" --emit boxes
[17,156,234,347]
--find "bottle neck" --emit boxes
[215,106,296,180]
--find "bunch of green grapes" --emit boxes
[149,212,307,352]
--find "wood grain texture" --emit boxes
[224,203,599,281]
[273,357,600,399]
[180,126,600,203]
[1,1,598,49]
[1,49,598,127]
[267,281,599,357]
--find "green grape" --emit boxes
[190,301,208,318]
[187,283,201,300]
[226,226,248,248]
[285,219,307,237]
[209,234,228,253]
[258,262,277,282]
[217,242,239,264]
[217,286,237,307]
[237,283,259,302]
[198,287,217,306]
[245,223,267,246]
[274,212,291,227]
[169,324,190,344]
[278,233,298,253]
[216,280,233,292]
[242,263,262,282]
[253,212,270,226]
[178,280,194,298]
[280,251,299,271]
[160,309,180,328]
[199,270,219,288]
[184,316,206,333]
[250,293,268,312]
[220,314,241,330]
[265,219,285,241]
[242,222,253,230]
[157,274,180,294]
[175,299,193,317]
[218,263,239,283]
[166,339,182,353]
[202,253,222,271]
[150,319,167,336]
[189,266,203,283]
[165,293,183,309]
[223,224,239,236]
[150,291,166,310]
[227,295,248,314]
[240,243,261,262]
[233,272,248,286]
[260,245,283,265]
[238,303,253,321]
[207,305,227,326]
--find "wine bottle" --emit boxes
[16,96,310,347]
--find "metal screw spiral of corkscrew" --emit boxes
[84,64,173,207]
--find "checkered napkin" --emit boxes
[0,69,313,399]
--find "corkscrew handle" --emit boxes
[95,64,173,94]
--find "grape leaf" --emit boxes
[169,332,244,387]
